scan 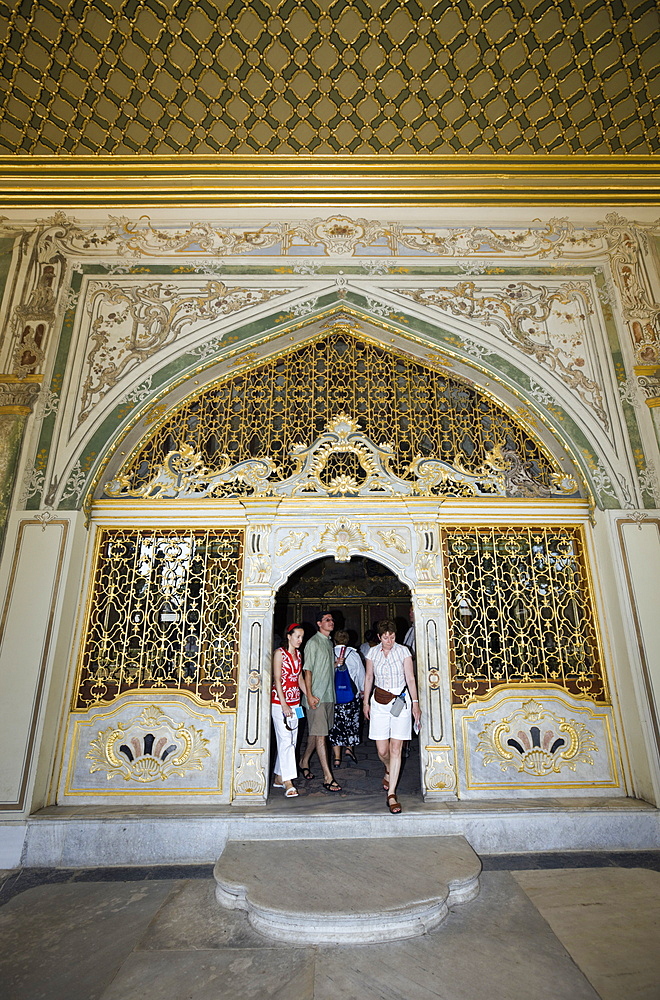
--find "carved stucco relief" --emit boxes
[397,279,608,429]
[74,279,292,428]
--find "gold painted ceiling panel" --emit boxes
[0,0,657,156]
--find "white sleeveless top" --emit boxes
[370,642,410,694]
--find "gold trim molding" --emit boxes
[1,156,659,208]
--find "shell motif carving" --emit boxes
[476,699,598,776]
[234,752,266,796]
[86,706,210,782]
[424,747,457,792]
[315,518,370,563]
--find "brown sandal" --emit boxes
[387,793,401,814]
[383,771,390,792]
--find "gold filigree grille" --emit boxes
[74,527,243,710]
[442,525,606,705]
[0,1,657,155]
[112,332,558,498]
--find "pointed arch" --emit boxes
[94,322,583,504]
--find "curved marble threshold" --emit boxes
[214,835,481,944]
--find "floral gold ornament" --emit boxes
[476,699,599,776]
[376,530,409,554]
[86,706,210,783]
[315,518,370,563]
[276,531,309,556]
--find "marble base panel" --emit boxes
[15,799,660,867]
[453,688,624,798]
[58,695,234,805]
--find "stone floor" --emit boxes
[1,852,659,1000]
[4,742,660,998]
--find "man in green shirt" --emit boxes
[300,612,342,791]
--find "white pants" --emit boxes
[271,703,299,782]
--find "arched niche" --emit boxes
[59,318,626,809]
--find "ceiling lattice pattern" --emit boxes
[0,0,658,155]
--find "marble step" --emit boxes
[214,834,481,944]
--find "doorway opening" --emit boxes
[270,555,421,804]
[274,555,412,649]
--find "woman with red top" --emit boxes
[271,623,305,797]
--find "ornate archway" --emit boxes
[56,328,624,806]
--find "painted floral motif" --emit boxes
[75,280,291,427]
[397,280,608,428]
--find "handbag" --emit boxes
[373,685,394,705]
[334,648,354,704]
[390,687,408,717]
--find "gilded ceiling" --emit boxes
[0,0,657,157]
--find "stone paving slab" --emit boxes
[215,835,481,943]
[515,868,660,1000]
[0,867,656,1000]
[101,948,316,1000]
[139,880,285,950]
[313,872,600,1000]
[0,880,175,1000]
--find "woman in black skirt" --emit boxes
[330,630,365,767]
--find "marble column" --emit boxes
[0,375,41,552]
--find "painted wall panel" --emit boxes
[0,521,67,807]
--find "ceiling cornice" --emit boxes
[0,155,659,209]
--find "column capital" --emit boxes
[634,365,660,407]
[0,375,42,414]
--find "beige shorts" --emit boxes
[306,701,334,736]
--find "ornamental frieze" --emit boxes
[104,416,578,502]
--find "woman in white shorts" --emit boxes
[363,619,421,814]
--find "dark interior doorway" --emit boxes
[269,555,421,804]
[273,555,412,649]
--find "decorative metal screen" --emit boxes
[112,332,558,498]
[442,526,606,706]
[74,528,243,711]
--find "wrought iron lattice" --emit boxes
[442,525,606,706]
[111,332,558,498]
[74,527,243,710]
